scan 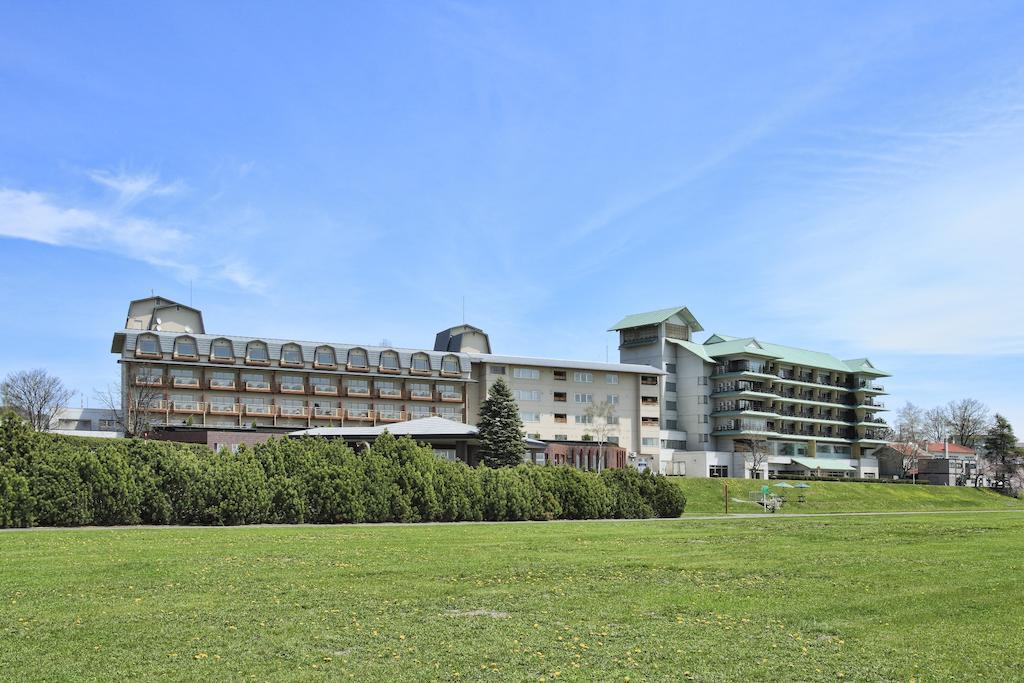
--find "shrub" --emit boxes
[0,413,687,527]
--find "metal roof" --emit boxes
[704,336,889,376]
[608,306,703,332]
[667,338,716,364]
[465,353,665,375]
[115,330,472,373]
[293,416,479,438]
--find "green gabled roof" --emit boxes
[703,335,889,375]
[843,358,891,377]
[667,338,716,364]
[609,306,703,332]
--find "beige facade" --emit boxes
[111,297,663,458]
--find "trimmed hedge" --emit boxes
[0,414,685,527]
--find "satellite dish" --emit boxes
[155,324,162,331]
[155,317,162,324]
[184,326,193,334]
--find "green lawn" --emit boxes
[2,513,1024,681]
[674,476,1024,515]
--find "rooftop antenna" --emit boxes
[462,296,465,324]
[189,280,193,307]
[606,344,609,363]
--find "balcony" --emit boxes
[346,363,370,373]
[312,407,341,419]
[244,404,273,416]
[377,411,408,423]
[209,378,236,390]
[312,385,339,396]
[172,377,200,389]
[857,381,886,392]
[640,376,659,386]
[346,409,375,421]
[135,376,163,387]
[346,386,371,398]
[641,396,659,406]
[377,387,402,399]
[280,357,305,369]
[277,405,309,418]
[408,389,433,401]
[245,380,272,392]
[143,400,170,412]
[378,364,401,375]
[208,403,240,416]
[279,382,305,394]
[438,390,463,402]
[172,401,206,414]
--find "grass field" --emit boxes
[674,477,1024,515]
[3,513,1024,681]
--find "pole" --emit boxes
[724,483,729,514]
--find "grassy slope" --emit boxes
[673,476,1024,515]
[2,514,1024,682]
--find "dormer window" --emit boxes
[246,341,270,365]
[379,350,400,373]
[281,343,303,367]
[441,354,461,376]
[173,336,197,359]
[211,339,235,362]
[347,347,369,370]
[136,334,161,358]
[314,346,337,368]
[410,352,431,374]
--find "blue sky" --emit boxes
[2,1,1023,431]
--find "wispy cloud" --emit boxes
[87,169,185,205]
[0,185,264,294]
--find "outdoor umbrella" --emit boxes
[793,483,811,489]
[773,482,795,489]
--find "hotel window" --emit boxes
[346,379,370,394]
[346,401,371,417]
[666,419,678,430]
[434,449,458,462]
[697,395,708,404]
[489,365,506,375]
[553,434,568,441]
[347,348,369,369]
[574,371,593,383]
[314,346,337,367]
[641,375,658,386]
[442,355,461,374]
[379,350,400,371]
[666,401,677,411]
[607,394,619,405]
[606,374,619,385]
[574,392,593,404]
[377,380,400,397]
[408,382,432,399]
[411,353,431,372]
[136,334,161,357]
[553,370,567,381]
[607,415,619,425]
[513,367,540,380]
[665,363,677,374]
[554,392,567,402]
[438,384,461,400]
[641,416,660,426]
[554,414,567,423]
[98,419,118,431]
[281,343,303,365]
[698,376,708,385]
[409,405,431,419]
[641,437,658,447]
[520,411,540,423]
[173,336,197,358]
[641,396,659,406]
[377,403,401,419]
[607,436,620,445]
[666,381,677,392]
[210,339,234,361]
[514,389,540,401]
[709,465,728,477]
[575,414,593,424]
[702,433,709,443]
[438,406,462,420]
[245,341,269,364]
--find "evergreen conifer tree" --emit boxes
[983,414,1018,487]
[477,377,526,467]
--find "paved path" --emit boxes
[2,507,1022,533]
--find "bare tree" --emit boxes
[894,402,925,443]
[1,369,75,431]
[888,441,925,479]
[945,399,991,447]
[94,363,164,437]
[585,400,618,472]
[923,407,949,443]
[735,438,770,479]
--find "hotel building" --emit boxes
[611,306,890,478]
[111,298,663,465]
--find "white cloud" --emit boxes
[0,186,264,294]
[87,169,185,204]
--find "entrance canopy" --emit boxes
[791,457,856,472]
